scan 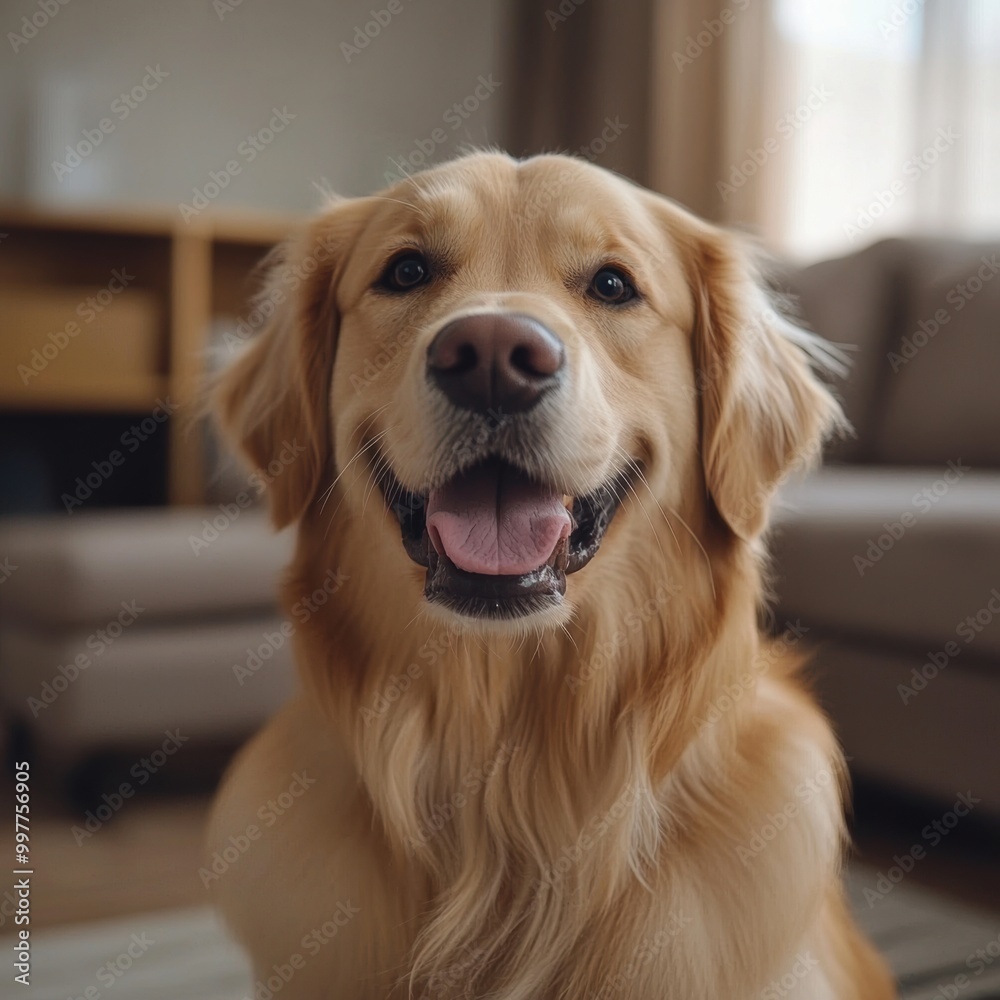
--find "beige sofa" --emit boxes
[0,508,295,775]
[772,238,1000,816]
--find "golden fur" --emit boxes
[207,152,896,999]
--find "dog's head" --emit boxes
[216,152,842,631]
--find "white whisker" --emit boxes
[666,504,716,602]
[613,445,668,558]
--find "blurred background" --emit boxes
[0,0,998,996]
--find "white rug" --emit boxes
[11,906,250,1000]
[844,868,1000,1000]
[12,868,1000,999]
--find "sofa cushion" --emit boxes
[0,615,295,751]
[770,467,1000,660]
[781,239,911,462]
[872,240,1000,466]
[809,638,1000,817]
[0,507,292,628]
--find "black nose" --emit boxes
[426,313,565,415]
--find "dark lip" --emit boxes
[377,453,635,620]
[425,548,569,621]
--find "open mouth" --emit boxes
[378,455,633,620]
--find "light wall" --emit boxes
[0,0,507,212]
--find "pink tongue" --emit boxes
[426,463,572,576]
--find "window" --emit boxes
[771,0,1000,261]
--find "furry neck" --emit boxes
[287,506,758,994]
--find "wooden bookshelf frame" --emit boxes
[0,201,299,505]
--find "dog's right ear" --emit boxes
[642,190,845,541]
[213,199,371,528]
[688,224,846,540]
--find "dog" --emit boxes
[207,151,896,999]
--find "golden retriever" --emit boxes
[207,151,896,999]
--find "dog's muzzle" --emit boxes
[372,312,634,621]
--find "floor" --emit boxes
[11,795,210,930]
[18,865,1000,1000]
[851,780,1000,916]
[4,770,998,933]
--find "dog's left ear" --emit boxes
[213,200,371,528]
[688,224,846,540]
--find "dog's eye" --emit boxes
[380,252,430,292]
[588,267,636,305]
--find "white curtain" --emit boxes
[763,0,1000,261]
[506,0,998,261]
[647,0,782,231]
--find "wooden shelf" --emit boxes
[0,199,300,244]
[0,201,302,507]
[0,376,169,413]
